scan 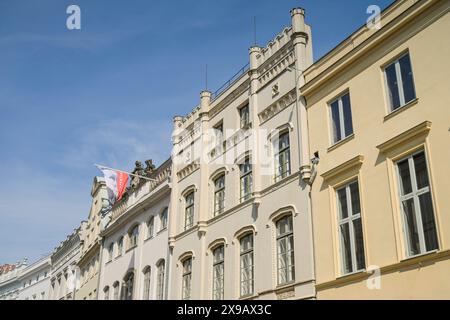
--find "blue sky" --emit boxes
[0,0,393,263]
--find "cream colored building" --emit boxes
[98,160,171,300]
[49,225,83,300]
[75,176,108,300]
[303,0,450,299]
[168,8,316,300]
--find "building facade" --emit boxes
[75,177,108,300]
[168,8,316,300]
[49,226,83,300]
[303,0,450,299]
[17,256,51,300]
[0,260,27,300]
[98,160,171,300]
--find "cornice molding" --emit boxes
[376,121,431,154]
[321,155,364,182]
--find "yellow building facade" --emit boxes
[302,0,450,299]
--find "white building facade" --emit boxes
[17,256,51,300]
[0,261,27,300]
[98,160,171,300]
[49,226,83,300]
[168,8,316,300]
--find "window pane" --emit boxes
[413,152,429,189]
[340,223,353,274]
[337,188,348,219]
[353,218,366,270]
[341,93,354,137]
[331,100,341,143]
[402,199,421,256]
[349,182,360,216]
[385,62,401,110]
[399,54,416,104]
[398,159,412,195]
[418,193,438,252]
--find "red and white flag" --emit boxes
[96,165,129,205]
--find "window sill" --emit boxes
[384,98,419,122]
[144,236,154,243]
[125,245,137,253]
[239,293,257,300]
[115,254,122,259]
[400,249,439,263]
[158,227,168,234]
[336,269,366,280]
[327,134,355,153]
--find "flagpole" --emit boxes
[94,164,158,182]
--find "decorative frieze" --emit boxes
[258,89,297,124]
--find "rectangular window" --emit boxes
[337,181,366,275]
[276,215,295,285]
[384,53,416,111]
[396,151,438,257]
[240,234,254,297]
[275,132,291,182]
[212,246,225,300]
[182,258,192,300]
[185,192,194,230]
[214,175,225,216]
[239,104,250,128]
[330,92,353,144]
[240,157,253,202]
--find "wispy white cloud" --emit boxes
[58,118,172,171]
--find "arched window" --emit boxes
[214,174,225,216]
[112,281,120,300]
[117,236,124,257]
[121,271,135,300]
[147,217,155,239]
[156,260,165,300]
[239,157,252,202]
[184,192,194,230]
[128,225,139,249]
[160,208,168,231]
[239,234,254,297]
[142,266,151,300]
[276,215,295,285]
[107,243,114,262]
[212,245,225,300]
[181,258,192,300]
[103,286,110,300]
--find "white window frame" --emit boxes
[239,234,254,297]
[329,91,353,144]
[336,181,366,275]
[160,208,168,230]
[276,215,295,285]
[239,104,250,128]
[184,192,195,230]
[214,175,225,216]
[147,217,154,239]
[239,157,252,202]
[395,151,438,258]
[181,258,192,300]
[212,246,225,300]
[156,261,165,300]
[142,267,151,300]
[384,52,416,111]
[274,132,291,182]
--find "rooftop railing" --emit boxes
[211,62,250,101]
